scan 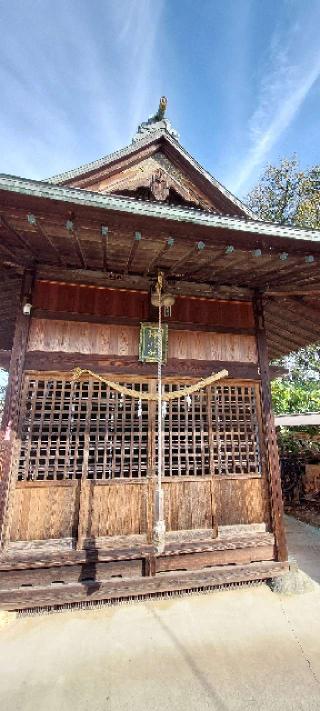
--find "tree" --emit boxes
[247,157,320,416]
[248,156,320,229]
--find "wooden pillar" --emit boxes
[253,291,287,561]
[0,270,33,548]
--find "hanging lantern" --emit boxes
[151,276,175,315]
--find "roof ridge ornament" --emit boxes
[133,96,180,143]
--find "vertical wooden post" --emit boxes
[0,270,33,548]
[76,380,93,550]
[253,291,287,561]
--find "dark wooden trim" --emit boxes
[253,292,287,562]
[0,271,34,548]
[0,560,288,610]
[0,215,37,259]
[35,265,253,300]
[35,221,65,266]
[31,308,255,335]
[24,352,261,379]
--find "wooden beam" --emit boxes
[24,351,262,380]
[0,270,34,548]
[144,237,175,276]
[65,220,87,269]
[288,297,320,325]
[168,244,202,275]
[184,246,230,279]
[28,215,65,266]
[253,292,287,562]
[35,265,253,300]
[100,225,109,271]
[266,306,320,342]
[264,313,316,349]
[266,289,320,297]
[261,260,318,289]
[0,560,288,610]
[0,240,27,266]
[0,215,37,259]
[126,231,142,273]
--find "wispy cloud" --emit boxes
[0,0,165,179]
[232,12,320,194]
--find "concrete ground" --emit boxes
[0,516,320,711]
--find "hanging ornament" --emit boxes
[137,398,142,418]
[185,394,191,410]
[161,401,167,418]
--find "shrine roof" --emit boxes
[46,127,255,220]
[1,173,320,245]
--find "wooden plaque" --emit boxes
[139,322,168,363]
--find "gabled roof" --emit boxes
[48,125,256,220]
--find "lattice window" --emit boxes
[211,384,261,476]
[18,377,87,480]
[18,376,150,481]
[87,381,149,479]
[160,385,210,477]
[17,376,262,481]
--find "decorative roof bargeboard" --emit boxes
[1,173,320,244]
[46,129,255,220]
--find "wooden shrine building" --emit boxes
[1,98,320,609]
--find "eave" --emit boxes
[1,173,320,246]
[1,174,320,360]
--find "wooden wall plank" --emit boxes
[213,478,270,526]
[162,480,213,531]
[33,280,254,330]
[168,330,257,363]
[33,281,149,320]
[27,318,257,363]
[88,482,148,538]
[10,482,80,541]
[28,319,140,356]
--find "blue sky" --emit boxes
[0,0,320,199]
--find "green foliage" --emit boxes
[277,427,320,462]
[272,379,320,415]
[248,156,320,417]
[248,156,320,228]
